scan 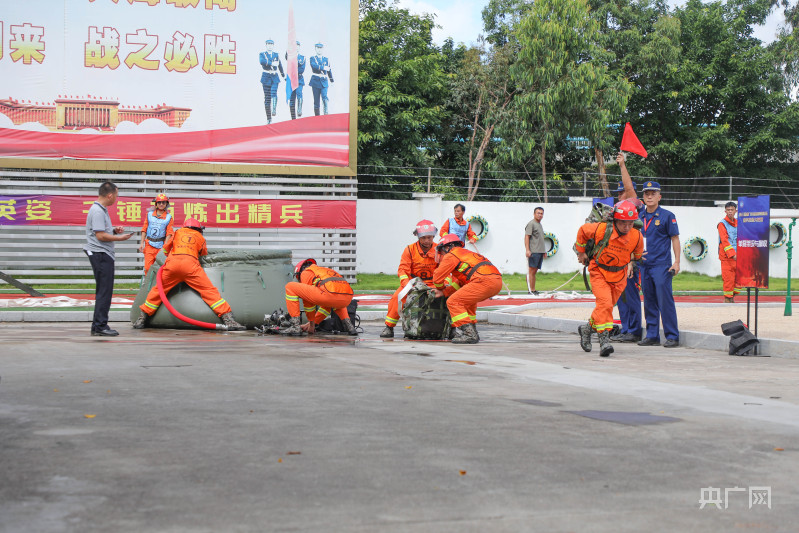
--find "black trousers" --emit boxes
[88,251,115,331]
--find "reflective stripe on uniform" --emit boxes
[317,308,331,318]
[303,305,317,313]
[144,300,159,310]
[385,316,398,325]
[286,295,299,302]
[451,311,469,324]
[210,299,226,310]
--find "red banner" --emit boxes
[0,195,356,229]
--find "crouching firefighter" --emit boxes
[380,220,439,338]
[282,259,357,336]
[132,217,246,330]
[431,234,503,344]
[574,200,644,357]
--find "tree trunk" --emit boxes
[540,144,548,202]
[595,147,610,198]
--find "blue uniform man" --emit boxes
[637,181,681,348]
[309,42,334,116]
[285,41,306,120]
[259,39,285,124]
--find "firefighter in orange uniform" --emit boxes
[439,203,477,244]
[575,200,644,357]
[139,193,175,275]
[132,217,245,330]
[380,220,439,338]
[717,201,739,303]
[282,259,357,336]
[431,234,503,344]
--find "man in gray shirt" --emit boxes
[524,206,545,295]
[84,182,132,336]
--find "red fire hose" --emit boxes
[156,267,227,330]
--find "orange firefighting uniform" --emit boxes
[717,216,740,299]
[384,242,438,328]
[439,218,477,241]
[433,247,502,328]
[140,210,175,275]
[139,227,232,317]
[575,222,644,333]
[285,265,354,324]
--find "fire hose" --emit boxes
[156,267,228,330]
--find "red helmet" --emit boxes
[413,219,437,237]
[436,233,464,252]
[294,258,316,280]
[153,193,170,205]
[183,216,204,230]
[613,200,639,221]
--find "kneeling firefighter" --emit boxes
[132,217,246,330]
[575,200,644,357]
[282,259,357,336]
[431,234,503,344]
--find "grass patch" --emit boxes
[354,272,793,294]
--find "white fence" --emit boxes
[357,195,799,279]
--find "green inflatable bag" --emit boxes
[130,249,294,329]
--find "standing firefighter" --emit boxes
[139,193,174,275]
[282,259,357,336]
[575,200,644,357]
[717,201,739,303]
[432,234,503,344]
[132,217,245,331]
[380,220,439,338]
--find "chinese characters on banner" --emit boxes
[736,195,769,289]
[0,1,354,172]
[0,195,356,229]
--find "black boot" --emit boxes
[598,330,614,357]
[578,322,592,352]
[452,323,479,344]
[221,312,246,331]
[341,318,358,336]
[132,312,150,329]
[297,97,303,117]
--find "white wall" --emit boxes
[357,196,799,279]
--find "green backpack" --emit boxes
[400,278,452,340]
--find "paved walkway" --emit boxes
[1,322,797,531]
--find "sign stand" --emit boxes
[745,288,759,355]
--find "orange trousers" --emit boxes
[285,282,352,325]
[447,276,503,327]
[140,255,231,317]
[142,243,162,275]
[589,270,627,332]
[720,257,739,298]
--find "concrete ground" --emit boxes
[1,321,798,532]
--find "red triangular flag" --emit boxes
[620,122,648,158]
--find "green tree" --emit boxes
[357,0,449,197]
[505,0,626,200]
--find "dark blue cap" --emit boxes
[642,181,661,191]
[615,181,636,193]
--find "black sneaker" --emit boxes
[92,328,119,337]
[663,339,679,348]
[618,333,642,343]
[637,337,660,346]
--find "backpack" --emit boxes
[316,299,359,333]
[400,278,451,340]
[573,202,616,263]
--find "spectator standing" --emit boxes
[440,203,477,244]
[717,201,739,303]
[523,207,545,295]
[637,181,681,348]
[83,182,132,336]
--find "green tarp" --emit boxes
[129,249,294,329]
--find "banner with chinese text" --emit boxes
[736,195,769,289]
[0,0,356,174]
[0,195,356,229]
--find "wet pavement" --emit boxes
[1,321,798,532]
